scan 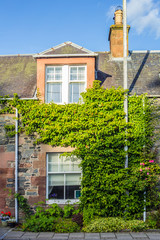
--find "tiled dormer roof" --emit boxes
[33,42,98,58]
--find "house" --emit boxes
[0,8,160,217]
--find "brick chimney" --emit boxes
[108,7,130,58]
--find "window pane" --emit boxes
[70,67,77,74]
[66,174,81,199]
[47,68,54,74]
[59,155,70,172]
[55,74,62,80]
[70,74,77,81]
[48,153,59,172]
[47,74,54,81]
[69,83,85,103]
[70,67,77,81]
[48,174,64,200]
[55,67,62,74]
[78,67,85,74]
[47,83,62,103]
[78,74,85,80]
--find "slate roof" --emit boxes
[0,55,37,98]
[0,45,160,98]
[97,51,160,96]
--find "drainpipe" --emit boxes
[15,108,18,222]
[123,0,128,169]
[143,97,146,222]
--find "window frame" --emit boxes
[46,153,82,204]
[45,65,87,104]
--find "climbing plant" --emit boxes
[1,80,160,218]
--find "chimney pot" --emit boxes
[114,9,123,25]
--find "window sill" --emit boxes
[46,199,80,205]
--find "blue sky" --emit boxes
[0,0,160,54]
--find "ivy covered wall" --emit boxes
[0,81,160,218]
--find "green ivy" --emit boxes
[4,124,15,137]
[2,80,160,218]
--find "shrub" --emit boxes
[83,207,95,226]
[63,203,75,218]
[54,218,80,233]
[146,209,160,229]
[45,203,63,217]
[82,217,148,232]
[22,215,56,232]
[72,213,83,228]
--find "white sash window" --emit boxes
[46,65,86,104]
[46,153,81,204]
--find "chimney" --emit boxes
[108,6,130,58]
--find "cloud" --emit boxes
[127,0,160,39]
[107,0,160,39]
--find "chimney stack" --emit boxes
[108,6,130,58]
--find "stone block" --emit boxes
[26,191,38,196]
[7,144,15,152]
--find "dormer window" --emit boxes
[45,65,86,104]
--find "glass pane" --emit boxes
[78,67,85,74]
[70,67,77,74]
[69,83,85,103]
[66,174,81,199]
[73,83,79,94]
[70,156,81,171]
[55,74,62,80]
[47,67,54,74]
[59,155,70,172]
[47,83,62,103]
[48,174,64,199]
[70,74,77,81]
[47,74,54,81]
[78,74,85,80]
[49,174,64,186]
[48,153,59,172]
[55,67,62,74]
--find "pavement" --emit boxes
[1,227,160,240]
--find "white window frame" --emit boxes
[45,65,87,104]
[46,153,82,204]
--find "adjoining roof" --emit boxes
[0,55,37,98]
[33,41,98,58]
[97,51,160,96]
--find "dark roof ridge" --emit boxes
[0,54,34,57]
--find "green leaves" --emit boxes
[2,80,159,219]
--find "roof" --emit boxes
[97,51,160,96]
[33,42,98,58]
[0,55,37,98]
[0,46,160,98]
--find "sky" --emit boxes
[0,0,160,55]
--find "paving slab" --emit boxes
[3,231,24,238]
[148,238,160,240]
[115,233,133,239]
[130,232,148,238]
[53,233,69,239]
[0,228,10,236]
[38,232,54,238]
[37,238,53,240]
[85,233,100,239]
[69,233,85,239]
[100,233,116,239]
